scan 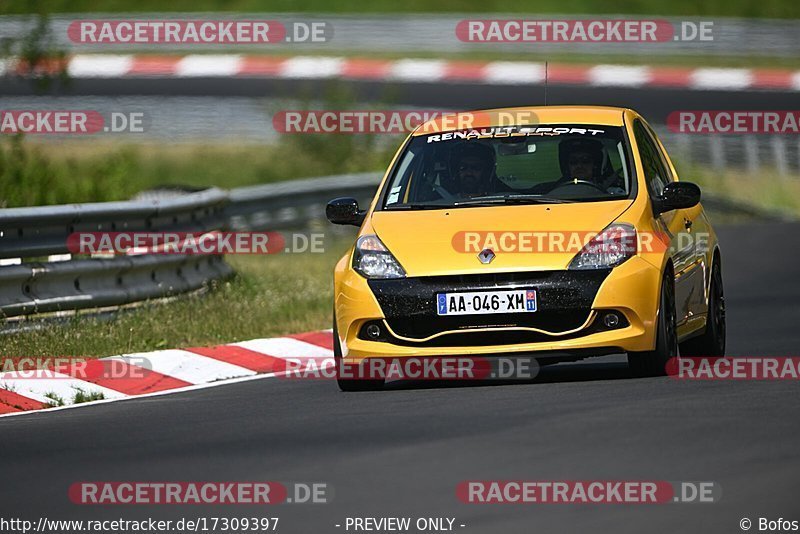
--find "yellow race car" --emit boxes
[327,106,725,390]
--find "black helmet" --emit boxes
[449,142,496,176]
[558,138,605,178]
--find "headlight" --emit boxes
[352,235,406,279]
[568,223,637,270]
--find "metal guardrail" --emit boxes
[0,173,379,323]
[227,172,379,230]
[0,187,228,259]
[0,254,231,318]
[0,188,232,321]
[0,170,792,323]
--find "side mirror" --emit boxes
[655,182,701,214]
[326,197,366,226]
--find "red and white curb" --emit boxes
[0,330,334,418]
[3,54,798,91]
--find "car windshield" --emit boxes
[382,124,634,210]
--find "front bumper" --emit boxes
[334,256,661,361]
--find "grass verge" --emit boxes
[0,133,398,208]
[688,166,800,219]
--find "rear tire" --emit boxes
[679,257,726,357]
[333,318,385,392]
[628,269,678,377]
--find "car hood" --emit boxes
[369,200,633,276]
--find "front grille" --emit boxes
[368,269,610,342]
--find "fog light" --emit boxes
[603,313,620,328]
[366,323,382,339]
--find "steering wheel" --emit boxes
[564,179,605,190]
[548,179,607,198]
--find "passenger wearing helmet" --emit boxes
[533,138,625,195]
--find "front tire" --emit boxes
[679,257,726,357]
[628,269,678,377]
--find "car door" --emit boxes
[645,122,710,327]
[633,120,699,332]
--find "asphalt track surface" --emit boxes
[1,222,799,534]
[3,78,800,123]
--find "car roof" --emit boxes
[411,106,631,136]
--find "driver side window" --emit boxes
[634,120,670,199]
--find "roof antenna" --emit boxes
[544,61,549,106]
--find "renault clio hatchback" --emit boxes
[327,106,725,390]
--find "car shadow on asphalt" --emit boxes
[380,355,637,392]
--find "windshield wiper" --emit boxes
[384,203,451,210]
[453,195,575,206]
[385,195,575,210]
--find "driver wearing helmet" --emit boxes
[420,142,512,202]
[449,142,499,198]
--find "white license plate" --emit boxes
[436,289,537,316]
